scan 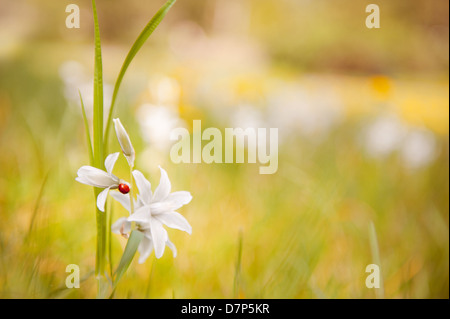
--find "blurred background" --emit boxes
[0,0,448,298]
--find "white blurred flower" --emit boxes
[113,118,135,168]
[136,104,187,151]
[111,168,192,262]
[267,83,342,141]
[76,152,130,212]
[230,104,267,149]
[59,60,113,121]
[59,60,87,88]
[149,76,180,106]
[400,128,438,169]
[363,114,407,158]
[362,113,439,169]
[231,104,265,129]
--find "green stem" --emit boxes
[92,0,107,297]
[108,201,114,279]
[95,198,106,276]
[129,167,135,215]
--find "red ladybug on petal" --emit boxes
[118,183,130,194]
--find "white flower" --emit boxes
[59,60,113,120]
[400,128,437,169]
[267,83,342,141]
[113,118,135,168]
[362,113,407,158]
[76,152,129,212]
[111,167,192,262]
[136,104,186,152]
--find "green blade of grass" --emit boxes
[91,0,107,292]
[92,0,104,170]
[108,199,114,279]
[103,0,177,149]
[47,270,95,298]
[144,259,155,298]
[78,91,94,166]
[110,230,144,297]
[369,221,385,298]
[233,229,243,298]
[24,171,50,243]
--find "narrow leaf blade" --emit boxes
[78,91,94,165]
[112,230,144,291]
[91,2,107,295]
[92,0,104,170]
[104,0,177,148]
[369,221,385,298]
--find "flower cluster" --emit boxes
[76,118,192,263]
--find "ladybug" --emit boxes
[118,183,130,194]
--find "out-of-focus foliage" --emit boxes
[0,0,448,298]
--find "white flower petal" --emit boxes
[149,218,168,259]
[110,192,131,213]
[77,165,98,176]
[166,239,177,258]
[165,191,193,210]
[77,166,119,188]
[152,166,171,202]
[111,217,131,235]
[145,192,192,215]
[154,211,192,235]
[148,201,172,215]
[128,206,152,224]
[75,175,92,186]
[136,195,146,209]
[138,235,153,264]
[132,170,152,204]
[104,152,120,175]
[96,187,111,212]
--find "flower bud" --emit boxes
[113,118,135,168]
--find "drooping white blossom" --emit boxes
[76,152,129,212]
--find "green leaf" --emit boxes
[92,0,104,170]
[369,221,385,298]
[111,230,144,294]
[78,91,94,166]
[24,171,50,243]
[47,270,95,298]
[103,0,177,149]
[108,198,114,279]
[233,229,243,298]
[96,274,110,299]
[91,1,107,297]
